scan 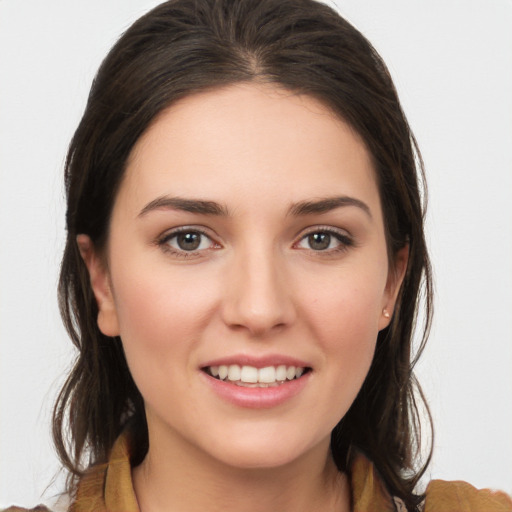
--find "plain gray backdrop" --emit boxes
[1,0,511,508]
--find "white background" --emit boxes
[1,0,511,508]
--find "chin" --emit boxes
[202,430,330,471]
[215,448,304,470]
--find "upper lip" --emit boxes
[200,354,311,369]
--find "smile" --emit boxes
[204,364,309,387]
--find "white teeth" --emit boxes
[228,364,241,381]
[240,365,258,383]
[276,365,287,381]
[207,364,307,385]
[258,366,276,383]
[218,365,228,380]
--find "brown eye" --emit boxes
[161,229,214,254]
[307,232,331,251]
[296,228,353,253]
[176,232,202,251]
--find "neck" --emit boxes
[132,427,350,512]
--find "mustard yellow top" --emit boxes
[5,431,512,512]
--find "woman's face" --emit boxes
[82,83,406,470]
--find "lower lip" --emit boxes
[201,371,311,409]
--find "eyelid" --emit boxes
[296,225,352,241]
[156,225,221,257]
[293,225,354,252]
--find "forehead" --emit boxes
[120,83,380,217]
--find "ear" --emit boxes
[379,244,409,331]
[76,234,120,337]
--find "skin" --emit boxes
[79,83,408,512]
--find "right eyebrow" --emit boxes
[138,196,229,217]
[287,195,372,219]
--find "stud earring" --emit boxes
[382,309,390,318]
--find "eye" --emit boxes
[295,229,353,252]
[158,228,218,255]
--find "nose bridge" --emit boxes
[222,239,294,336]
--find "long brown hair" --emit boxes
[54,0,433,509]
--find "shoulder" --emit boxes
[424,479,512,512]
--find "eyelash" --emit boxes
[157,227,218,258]
[156,225,354,259]
[294,226,354,255]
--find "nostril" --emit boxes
[220,265,296,335]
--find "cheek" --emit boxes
[109,265,217,383]
[319,290,380,374]
[297,265,386,396]
[301,265,386,344]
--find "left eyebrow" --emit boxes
[138,196,229,217]
[288,196,372,219]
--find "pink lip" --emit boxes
[200,354,310,369]
[200,369,311,410]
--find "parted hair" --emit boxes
[54,0,433,510]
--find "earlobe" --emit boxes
[76,234,120,337]
[379,244,409,330]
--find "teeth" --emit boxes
[218,365,228,380]
[207,364,307,385]
[276,365,287,381]
[258,366,276,383]
[228,364,241,381]
[240,366,258,383]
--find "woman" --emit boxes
[5,0,511,511]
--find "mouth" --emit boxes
[202,364,311,388]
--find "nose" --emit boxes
[221,245,296,337]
